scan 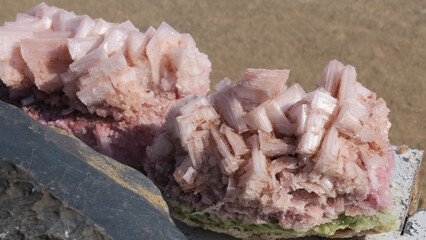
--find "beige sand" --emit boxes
[1,0,424,207]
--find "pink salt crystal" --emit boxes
[211,79,248,133]
[224,176,237,201]
[69,47,108,76]
[296,131,322,155]
[246,134,269,180]
[175,97,220,148]
[338,65,357,103]
[76,79,115,107]
[88,51,128,81]
[238,165,269,200]
[342,161,369,195]
[20,38,71,92]
[161,95,196,137]
[371,98,391,137]
[320,59,345,97]
[145,22,211,95]
[146,22,181,84]
[335,101,369,138]
[243,102,273,133]
[187,139,206,169]
[305,109,332,135]
[106,68,147,118]
[337,138,359,164]
[179,97,220,124]
[359,144,384,170]
[0,57,30,89]
[33,31,71,39]
[356,125,377,143]
[180,33,197,49]
[92,18,113,35]
[182,167,196,186]
[60,70,78,98]
[174,159,197,189]
[304,88,337,115]
[0,31,34,88]
[77,73,96,89]
[176,114,198,145]
[273,83,306,112]
[126,31,149,65]
[287,103,310,136]
[169,47,211,97]
[2,19,48,31]
[210,127,233,160]
[15,13,39,23]
[66,36,102,60]
[51,9,76,31]
[73,15,95,38]
[258,130,295,157]
[116,20,138,33]
[220,124,250,156]
[265,99,294,135]
[355,82,374,101]
[211,127,240,174]
[26,3,58,19]
[268,157,298,175]
[0,30,33,60]
[314,127,342,176]
[234,68,289,105]
[144,26,156,38]
[317,127,339,160]
[99,28,127,56]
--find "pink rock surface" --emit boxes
[147,60,394,231]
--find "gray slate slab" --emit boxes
[0,101,186,240]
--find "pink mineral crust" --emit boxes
[0,3,211,168]
[146,60,395,231]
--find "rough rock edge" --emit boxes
[0,160,111,240]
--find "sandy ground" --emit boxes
[0,0,425,207]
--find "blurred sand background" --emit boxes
[0,0,425,207]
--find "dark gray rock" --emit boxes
[0,101,186,240]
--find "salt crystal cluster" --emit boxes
[147,60,394,231]
[0,3,211,124]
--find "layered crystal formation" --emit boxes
[147,60,394,231]
[0,3,211,168]
[0,3,211,124]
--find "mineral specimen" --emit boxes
[146,59,395,236]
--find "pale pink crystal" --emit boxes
[320,59,345,97]
[220,124,250,156]
[0,3,211,126]
[234,68,289,106]
[20,37,72,92]
[243,102,274,133]
[210,78,248,133]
